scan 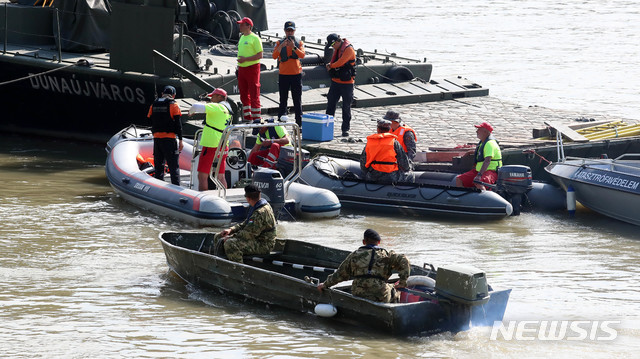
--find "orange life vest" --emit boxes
[391,125,417,153]
[365,133,399,173]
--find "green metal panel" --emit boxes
[109,2,175,76]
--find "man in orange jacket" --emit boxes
[273,21,306,127]
[360,119,412,184]
[385,110,417,165]
[325,33,356,137]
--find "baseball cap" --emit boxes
[284,21,295,30]
[383,110,401,122]
[237,17,253,27]
[327,33,340,46]
[206,88,227,100]
[474,122,494,133]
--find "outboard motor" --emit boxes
[251,168,285,214]
[277,146,310,177]
[495,165,533,216]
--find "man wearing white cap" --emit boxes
[359,119,412,183]
[455,122,502,190]
[188,88,232,190]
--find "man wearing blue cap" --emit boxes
[147,85,183,185]
[273,21,306,127]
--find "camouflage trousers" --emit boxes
[213,233,273,263]
[352,278,400,303]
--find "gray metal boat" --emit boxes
[159,231,511,336]
[0,0,487,141]
[545,154,640,226]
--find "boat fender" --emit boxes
[566,185,576,217]
[385,66,414,83]
[314,303,337,317]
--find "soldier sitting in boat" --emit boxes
[247,119,291,169]
[317,229,410,303]
[385,110,417,166]
[455,122,503,190]
[359,119,413,183]
[213,184,277,263]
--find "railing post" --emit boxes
[55,8,61,63]
[4,3,7,54]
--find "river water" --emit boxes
[1,1,640,358]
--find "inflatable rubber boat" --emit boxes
[300,156,567,218]
[105,125,340,226]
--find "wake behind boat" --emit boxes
[159,231,511,336]
[105,123,340,226]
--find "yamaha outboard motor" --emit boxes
[251,167,285,214]
[277,146,310,177]
[495,165,533,216]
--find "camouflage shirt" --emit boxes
[230,199,277,244]
[323,245,410,303]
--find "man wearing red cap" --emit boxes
[455,122,502,190]
[236,17,263,122]
[188,88,232,190]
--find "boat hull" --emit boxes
[300,156,513,218]
[159,232,511,335]
[546,159,640,225]
[105,127,340,225]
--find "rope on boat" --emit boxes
[0,60,89,87]
[249,256,337,274]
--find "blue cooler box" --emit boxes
[302,113,334,141]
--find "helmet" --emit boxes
[162,85,176,96]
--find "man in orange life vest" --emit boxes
[147,85,183,185]
[384,110,417,165]
[273,20,306,127]
[360,119,412,184]
[325,33,356,137]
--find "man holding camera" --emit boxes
[272,21,306,127]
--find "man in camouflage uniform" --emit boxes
[317,229,410,303]
[213,184,277,263]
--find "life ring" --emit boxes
[385,66,414,83]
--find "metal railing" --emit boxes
[190,119,303,199]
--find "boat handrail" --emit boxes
[614,153,640,161]
[563,156,640,174]
[213,119,303,199]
